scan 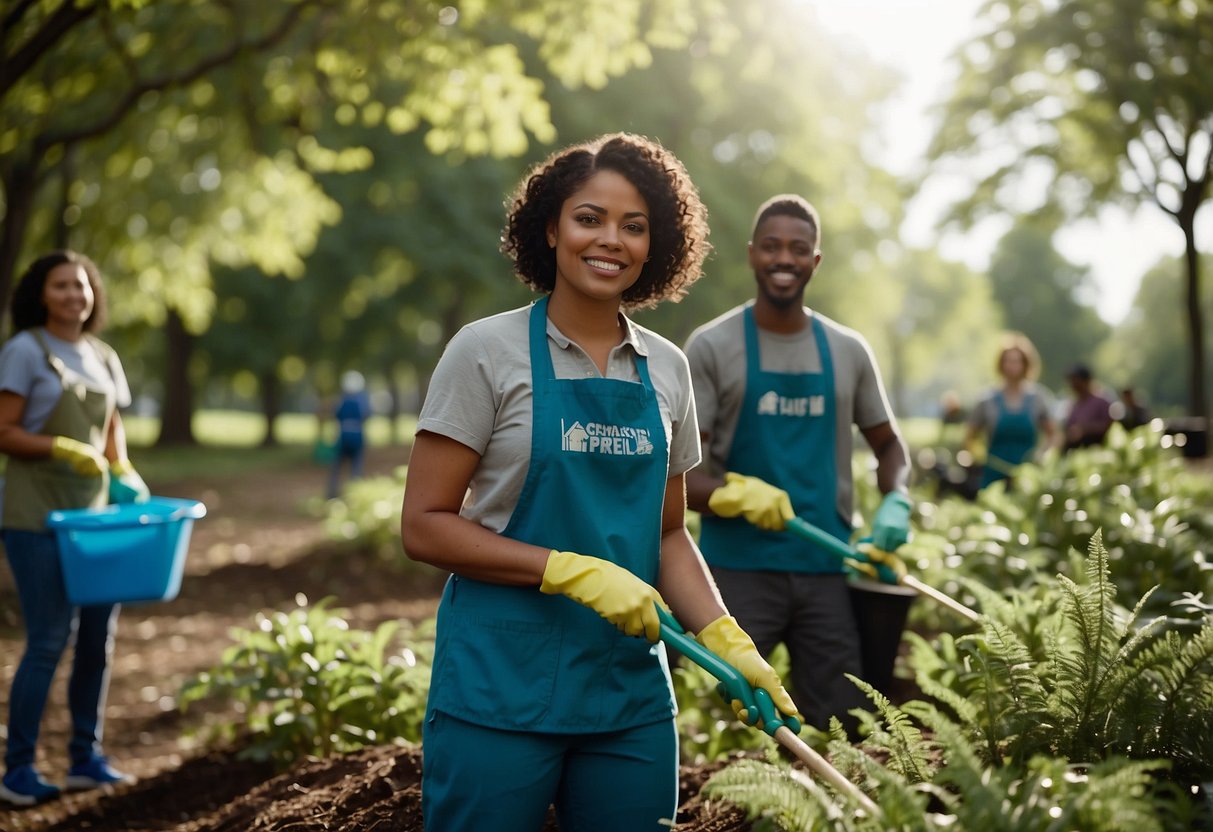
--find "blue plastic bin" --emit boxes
[47,497,207,606]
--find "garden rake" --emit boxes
[658,607,881,819]
[785,516,981,624]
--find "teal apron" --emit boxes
[699,307,849,573]
[980,391,1037,488]
[426,295,674,732]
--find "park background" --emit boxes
[4,0,1213,450]
[4,2,1213,830]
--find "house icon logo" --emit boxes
[562,420,589,452]
[757,391,779,415]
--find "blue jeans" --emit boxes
[326,435,365,499]
[2,529,118,770]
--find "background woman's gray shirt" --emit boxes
[416,303,701,534]
[684,303,895,526]
[0,328,131,433]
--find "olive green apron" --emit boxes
[2,330,114,531]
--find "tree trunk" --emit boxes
[1181,215,1208,420]
[259,370,280,447]
[0,163,39,339]
[54,146,76,249]
[156,309,198,446]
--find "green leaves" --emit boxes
[179,597,434,767]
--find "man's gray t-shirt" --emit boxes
[0,328,131,432]
[684,303,895,524]
[417,303,701,534]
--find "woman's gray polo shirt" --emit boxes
[417,302,701,534]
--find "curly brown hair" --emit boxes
[501,133,711,310]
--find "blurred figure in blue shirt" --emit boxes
[327,370,370,499]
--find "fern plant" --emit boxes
[914,531,1213,785]
[701,532,1213,831]
[702,694,1176,831]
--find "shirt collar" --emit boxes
[545,312,649,357]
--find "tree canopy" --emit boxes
[930,0,1213,417]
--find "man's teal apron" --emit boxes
[699,306,850,571]
[423,297,675,827]
[980,390,1037,488]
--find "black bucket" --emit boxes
[848,577,917,695]
[1164,417,1209,459]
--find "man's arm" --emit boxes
[860,420,909,495]
[685,437,724,515]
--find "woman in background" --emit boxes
[0,251,147,806]
[965,332,1056,490]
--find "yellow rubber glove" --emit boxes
[109,458,151,503]
[707,472,794,531]
[50,436,108,477]
[697,615,802,727]
[540,551,667,642]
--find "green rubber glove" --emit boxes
[707,472,794,531]
[696,615,803,728]
[109,458,151,504]
[871,491,912,552]
[540,551,667,642]
[50,436,108,477]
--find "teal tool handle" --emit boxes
[657,606,796,737]
[785,516,856,562]
[786,517,900,583]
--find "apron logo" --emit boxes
[757,391,823,417]
[561,420,654,455]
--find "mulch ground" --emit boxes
[0,446,756,831]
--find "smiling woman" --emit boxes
[399,133,801,831]
[0,250,146,806]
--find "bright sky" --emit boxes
[810,0,1211,325]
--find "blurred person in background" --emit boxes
[964,332,1056,490]
[1113,387,1151,431]
[0,251,146,806]
[1062,363,1114,451]
[326,370,370,499]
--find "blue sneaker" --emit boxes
[0,765,61,806]
[65,755,132,790]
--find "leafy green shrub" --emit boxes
[180,597,433,766]
[907,424,1213,624]
[323,467,408,560]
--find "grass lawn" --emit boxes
[103,410,950,483]
[121,410,417,481]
